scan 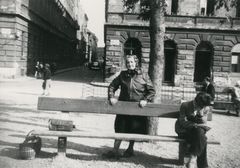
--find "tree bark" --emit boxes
[148,0,165,135]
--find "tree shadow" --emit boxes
[66,146,180,168]
[15,92,40,96]
[213,110,237,116]
[0,140,20,159]
[0,105,39,113]
[51,66,103,83]
[0,147,20,159]
[0,118,47,128]
[0,127,25,133]
[1,133,181,167]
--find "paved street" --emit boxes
[0,66,240,168]
[0,66,107,107]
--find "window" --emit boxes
[123,1,140,13]
[206,0,215,16]
[237,1,240,17]
[231,44,240,73]
[231,53,240,72]
[200,0,207,15]
[171,0,179,15]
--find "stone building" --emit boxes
[0,0,82,78]
[104,0,240,101]
[75,2,89,65]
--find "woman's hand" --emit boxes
[196,123,211,131]
[109,98,118,106]
[139,100,147,108]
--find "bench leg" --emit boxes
[207,106,213,121]
[58,137,67,157]
[179,142,188,165]
[235,104,239,116]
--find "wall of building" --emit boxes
[106,0,237,17]
[104,0,240,100]
[76,2,88,65]
[105,25,240,81]
[0,0,79,78]
[104,26,150,82]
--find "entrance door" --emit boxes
[164,40,176,83]
[194,42,213,82]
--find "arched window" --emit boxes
[124,38,142,66]
[194,42,213,82]
[231,44,240,73]
[164,40,177,83]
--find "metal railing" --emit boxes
[79,83,231,104]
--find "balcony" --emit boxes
[106,12,240,31]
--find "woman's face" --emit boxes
[126,57,136,70]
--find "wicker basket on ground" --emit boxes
[19,130,42,160]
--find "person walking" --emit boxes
[42,63,51,96]
[103,55,155,159]
[175,92,212,168]
[34,61,41,79]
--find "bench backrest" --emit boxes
[38,97,180,118]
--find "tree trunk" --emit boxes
[148,0,165,135]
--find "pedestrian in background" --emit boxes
[34,61,41,79]
[201,76,215,120]
[175,92,212,168]
[103,55,155,159]
[224,81,240,116]
[50,62,57,75]
[42,63,51,96]
[231,81,240,116]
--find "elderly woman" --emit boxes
[175,92,212,168]
[103,55,155,159]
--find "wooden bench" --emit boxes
[214,88,238,116]
[213,90,234,115]
[213,100,239,116]
[30,96,220,165]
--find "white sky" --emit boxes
[80,0,105,47]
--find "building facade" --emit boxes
[0,0,81,78]
[104,0,240,96]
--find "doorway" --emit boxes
[194,42,213,82]
[124,38,142,67]
[164,40,177,84]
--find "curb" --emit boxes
[54,66,80,75]
[90,81,109,87]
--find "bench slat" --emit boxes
[38,97,180,117]
[30,130,220,145]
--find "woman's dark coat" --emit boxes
[108,69,155,134]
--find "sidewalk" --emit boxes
[0,66,240,168]
[0,66,108,107]
[0,66,81,82]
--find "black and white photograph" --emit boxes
[0,0,240,168]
